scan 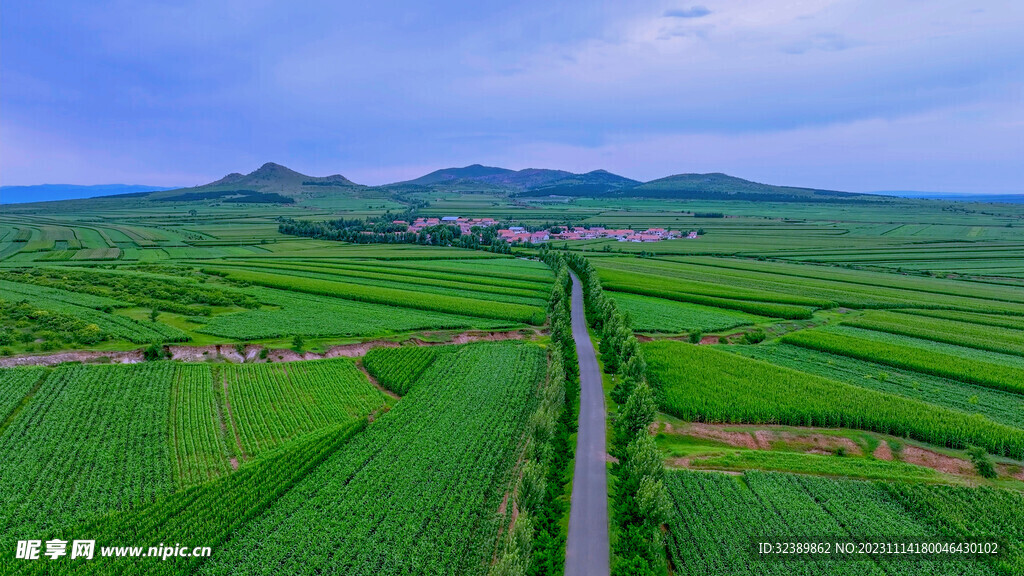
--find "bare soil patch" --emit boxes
[0,329,535,367]
[356,361,400,400]
[685,423,759,449]
[873,442,894,461]
[898,445,974,476]
[776,431,861,456]
[0,349,144,367]
[698,335,720,345]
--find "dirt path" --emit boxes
[662,422,988,478]
[355,360,400,400]
[219,369,248,464]
[0,329,535,367]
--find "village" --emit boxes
[398,216,697,243]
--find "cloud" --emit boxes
[2,0,1023,192]
[782,32,858,54]
[663,6,711,19]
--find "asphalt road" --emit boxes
[564,271,610,576]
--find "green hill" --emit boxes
[145,163,361,204]
[626,173,875,202]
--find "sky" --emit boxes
[1,0,1022,192]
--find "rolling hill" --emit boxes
[144,163,361,203]
[626,173,874,202]
[2,162,889,209]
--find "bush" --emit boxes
[688,331,702,344]
[143,343,164,361]
[967,446,997,479]
[742,329,766,344]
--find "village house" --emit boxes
[397,216,696,244]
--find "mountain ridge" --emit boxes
[3,162,890,206]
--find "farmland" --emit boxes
[564,213,1024,573]
[3,186,1024,575]
[0,340,548,575]
[664,470,1021,575]
[220,359,387,457]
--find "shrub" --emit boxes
[143,343,164,361]
[967,446,997,479]
[742,329,767,344]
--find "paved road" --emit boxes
[564,271,610,576]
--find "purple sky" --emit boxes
[2,1,1022,192]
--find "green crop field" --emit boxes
[664,470,1022,575]
[363,345,450,395]
[645,341,1024,458]
[3,181,1024,575]
[221,358,386,457]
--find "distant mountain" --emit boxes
[625,173,872,202]
[398,164,638,192]
[146,162,361,203]
[4,164,901,209]
[523,170,641,196]
[402,164,517,186]
[397,167,866,201]
[0,184,174,204]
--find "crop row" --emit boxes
[362,345,449,395]
[197,287,508,340]
[597,265,830,307]
[0,267,259,315]
[213,263,550,307]
[206,260,551,301]
[644,341,1024,458]
[0,283,187,344]
[0,364,177,538]
[6,423,366,575]
[674,255,1024,307]
[598,269,815,319]
[379,258,555,284]
[885,483,1024,575]
[607,291,766,333]
[782,328,1024,396]
[842,310,1024,357]
[664,470,1000,575]
[900,308,1024,331]
[272,259,553,291]
[222,358,386,457]
[603,254,1024,315]
[0,368,45,425]
[169,364,233,489]
[198,342,545,575]
[207,267,547,325]
[732,344,1024,429]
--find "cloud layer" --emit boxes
[1,0,1021,192]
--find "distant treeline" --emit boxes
[156,190,295,204]
[277,218,512,253]
[301,181,350,187]
[514,188,876,203]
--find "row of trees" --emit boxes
[564,251,669,576]
[492,254,579,576]
[277,217,514,253]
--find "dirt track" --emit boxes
[0,329,535,368]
